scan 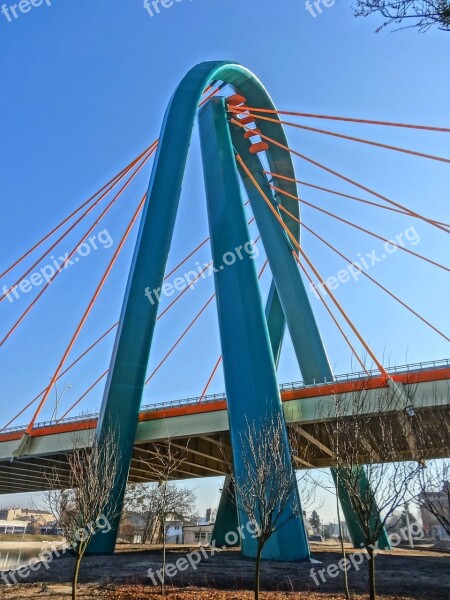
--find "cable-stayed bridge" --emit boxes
[0,358,449,495]
[1,62,448,561]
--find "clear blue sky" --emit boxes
[0,0,448,518]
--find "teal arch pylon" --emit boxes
[89,61,387,557]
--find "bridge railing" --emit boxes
[3,358,448,436]
[140,392,226,413]
[278,357,450,390]
[1,412,99,435]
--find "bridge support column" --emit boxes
[212,284,287,549]
[211,476,240,547]
[81,59,389,556]
[331,468,391,549]
[230,129,390,551]
[83,60,314,556]
[199,97,310,561]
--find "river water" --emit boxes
[0,544,55,570]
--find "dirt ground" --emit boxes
[0,543,449,599]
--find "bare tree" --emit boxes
[226,413,302,600]
[44,428,120,600]
[137,436,191,595]
[333,395,351,600]
[353,0,450,32]
[156,484,196,541]
[123,482,161,544]
[287,430,320,514]
[123,481,196,544]
[417,460,450,537]
[323,385,423,600]
[385,504,417,536]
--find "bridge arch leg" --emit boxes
[86,60,388,556]
[228,121,390,551]
[199,97,309,561]
[87,61,309,555]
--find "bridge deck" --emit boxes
[0,360,448,495]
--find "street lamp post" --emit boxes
[51,379,71,421]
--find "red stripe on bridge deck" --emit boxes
[0,418,98,442]
[1,367,449,443]
[138,399,228,423]
[281,367,450,401]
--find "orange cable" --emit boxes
[4,229,213,428]
[1,395,43,433]
[258,258,270,279]
[57,264,229,423]
[157,261,213,321]
[235,153,389,379]
[1,85,218,285]
[270,183,449,274]
[21,233,209,426]
[229,109,450,164]
[263,171,450,230]
[51,278,216,423]
[0,322,118,432]
[198,86,222,108]
[0,142,157,303]
[158,224,259,321]
[2,205,251,428]
[145,294,216,385]
[0,93,233,289]
[163,203,251,281]
[1,146,157,347]
[12,231,216,429]
[25,194,147,434]
[2,88,243,427]
[198,258,269,402]
[41,269,210,426]
[278,203,449,343]
[230,118,450,236]
[164,237,210,281]
[55,370,109,424]
[293,253,369,374]
[36,237,242,425]
[0,146,154,282]
[56,282,216,422]
[36,230,263,420]
[50,255,268,417]
[58,322,118,379]
[1,87,220,288]
[20,234,264,423]
[230,106,450,133]
[198,356,223,403]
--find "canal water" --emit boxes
[0,544,55,570]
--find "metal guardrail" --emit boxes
[2,358,449,436]
[2,412,99,434]
[278,357,450,390]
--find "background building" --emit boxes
[0,508,55,534]
[0,519,29,534]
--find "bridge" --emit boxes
[1,358,448,493]
[1,61,448,561]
